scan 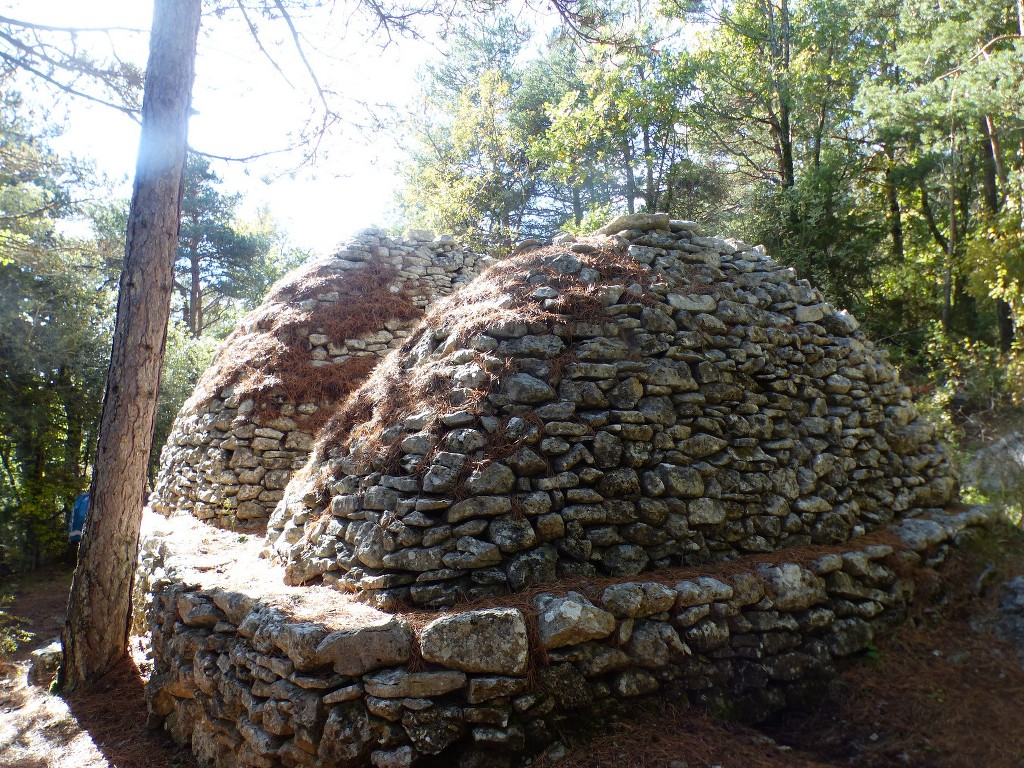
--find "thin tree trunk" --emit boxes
[190,252,202,336]
[642,126,656,210]
[622,139,637,214]
[884,151,904,262]
[943,170,957,333]
[571,186,583,226]
[980,116,1014,351]
[60,0,201,691]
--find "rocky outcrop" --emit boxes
[268,216,957,609]
[149,229,485,528]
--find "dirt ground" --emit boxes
[0,567,196,768]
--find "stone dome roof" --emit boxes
[149,229,485,527]
[266,214,957,609]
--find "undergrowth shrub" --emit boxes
[0,591,32,656]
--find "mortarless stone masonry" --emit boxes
[141,214,980,768]
[149,229,486,529]
[268,214,957,609]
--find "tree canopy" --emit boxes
[401,0,1024,380]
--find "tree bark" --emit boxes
[884,149,904,263]
[59,0,201,691]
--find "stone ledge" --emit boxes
[140,505,996,768]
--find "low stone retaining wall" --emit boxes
[140,505,994,768]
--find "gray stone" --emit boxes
[675,576,733,607]
[626,620,691,667]
[683,618,730,653]
[534,592,617,649]
[318,703,373,766]
[602,544,650,576]
[316,617,413,676]
[402,705,465,755]
[419,608,529,674]
[465,463,516,495]
[502,373,556,404]
[597,468,641,497]
[613,669,660,697]
[759,563,827,611]
[443,537,502,569]
[423,464,459,493]
[466,676,529,704]
[371,745,416,768]
[680,433,728,458]
[273,621,331,670]
[488,515,538,553]
[447,496,513,523]
[657,464,704,497]
[27,639,62,687]
[507,545,558,590]
[363,669,468,698]
[595,212,670,234]
[602,582,678,618]
[688,498,726,525]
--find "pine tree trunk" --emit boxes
[59,0,201,691]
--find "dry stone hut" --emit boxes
[149,228,486,528]
[140,214,989,768]
[268,213,957,609]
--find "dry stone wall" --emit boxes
[149,229,485,528]
[143,213,974,768]
[268,214,957,610]
[140,505,995,768]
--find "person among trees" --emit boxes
[68,492,90,562]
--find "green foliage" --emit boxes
[533,40,702,219]
[920,323,1024,409]
[964,174,1024,320]
[744,152,886,311]
[0,592,33,656]
[0,92,303,570]
[0,88,114,570]
[400,66,540,252]
[175,154,277,337]
[559,202,621,237]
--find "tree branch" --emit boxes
[0,15,146,34]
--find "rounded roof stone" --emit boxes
[266,216,957,610]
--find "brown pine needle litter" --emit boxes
[182,260,423,431]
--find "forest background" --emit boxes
[1,0,1022,575]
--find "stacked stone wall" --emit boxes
[149,229,485,528]
[269,215,957,609]
[143,214,972,768]
[141,506,993,768]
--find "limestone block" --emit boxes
[419,608,529,674]
[534,592,616,649]
[316,617,413,676]
[601,582,678,618]
[363,669,467,698]
[758,563,827,611]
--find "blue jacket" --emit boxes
[70,493,89,543]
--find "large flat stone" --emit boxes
[534,592,616,649]
[315,616,413,676]
[419,608,529,675]
[362,669,468,698]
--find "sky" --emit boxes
[3,0,451,255]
